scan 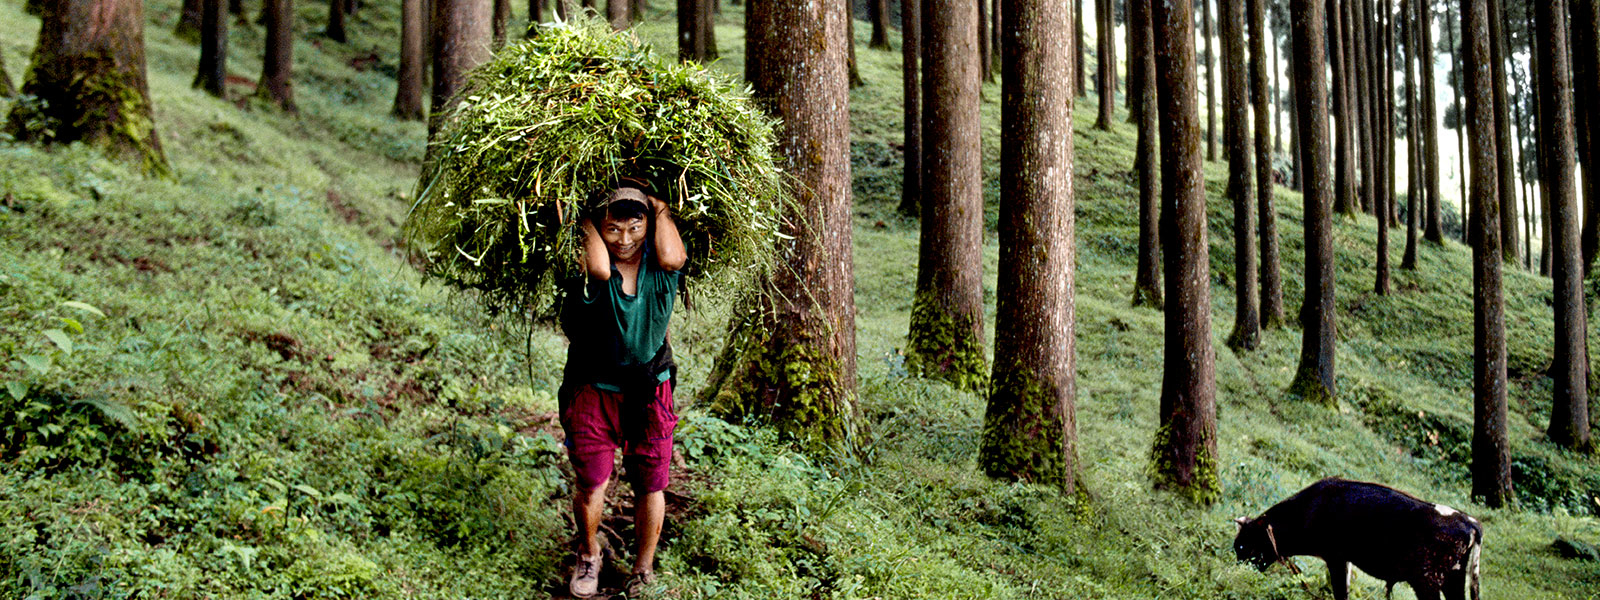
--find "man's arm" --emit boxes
[650,196,687,272]
[580,217,612,280]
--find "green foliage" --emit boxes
[405,17,786,314]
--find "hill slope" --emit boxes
[1,2,1596,598]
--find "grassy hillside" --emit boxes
[1,2,1597,598]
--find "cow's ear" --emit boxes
[1233,516,1250,529]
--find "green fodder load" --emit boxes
[403,18,786,313]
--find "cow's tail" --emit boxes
[1467,524,1483,600]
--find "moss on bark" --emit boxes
[1146,424,1220,506]
[1288,365,1337,408]
[906,291,988,393]
[706,315,857,451]
[980,368,1075,490]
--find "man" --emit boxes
[560,181,686,598]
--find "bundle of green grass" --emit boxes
[404,18,786,313]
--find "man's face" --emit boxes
[599,214,647,262]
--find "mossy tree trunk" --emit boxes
[1368,0,1390,294]
[258,0,296,111]
[908,0,988,393]
[1570,0,1599,276]
[1288,0,1335,405]
[1222,0,1258,350]
[1131,0,1160,308]
[1536,0,1591,452]
[1419,0,1442,243]
[195,0,227,97]
[1250,0,1282,327]
[1330,0,1354,216]
[899,0,922,217]
[6,0,171,177]
[429,0,491,134]
[983,0,1078,490]
[326,0,348,42]
[1149,0,1219,505]
[707,0,859,448]
[393,0,426,120]
[1464,0,1512,509]
[847,6,864,87]
[1094,0,1114,130]
[869,0,891,49]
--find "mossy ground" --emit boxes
[1,2,1597,599]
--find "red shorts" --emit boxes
[561,381,678,493]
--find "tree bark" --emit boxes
[6,0,170,176]
[1333,0,1359,216]
[1272,8,1282,153]
[0,52,13,98]
[1353,0,1374,217]
[606,0,628,29]
[900,0,923,216]
[848,5,864,87]
[178,0,205,40]
[326,0,347,42]
[709,0,859,447]
[1536,0,1591,451]
[1485,0,1516,264]
[1464,0,1512,509]
[257,0,296,111]
[529,0,544,27]
[394,0,426,120]
[979,0,992,82]
[1289,0,1335,404]
[195,0,227,96]
[1401,0,1418,269]
[1076,0,1087,96]
[1222,0,1258,350]
[1417,0,1440,242]
[1288,38,1301,189]
[870,0,892,49]
[1095,0,1115,129]
[1205,0,1217,160]
[1369,0,1390,293]
[908,0,989,391]
[1251,0,1283,325]
[1572,0,1600,275]
[429,0,492,136]
[1450,3,1467,244]
[1132,0,1161,308]
[1149,0,1220,505]
[983,0,1079,490]
[679,0,705,61]
[702,0,718,60]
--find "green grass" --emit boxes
[1,2,1598,599]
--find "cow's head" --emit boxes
[1232,516,1278,571]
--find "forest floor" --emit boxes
[1,1,1598,598]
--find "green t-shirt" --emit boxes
[567,245,679,391]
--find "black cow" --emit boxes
[1233,477,1482,600]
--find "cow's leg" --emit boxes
[1326,560,1351,600]
[1443,568,1470,600]
[1413,582,1443,600]
[1385,581,1396,600]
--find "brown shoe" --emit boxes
[569,553,602,598]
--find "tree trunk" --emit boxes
[983,0,1079,490]
[1572,0,1600,275]
[1149,0,1220,505]
[326,0,347,42]
[1095,0,1115,129]
[1464,0,1512,509]
[1536,0,1591,451]
[230,0,244,16]
[606,0,628,29]
[195,0,227,96]
[1401,0,1418,269]
[1369,0,1390,293]
[900,0,923,216]
[1352,0,1374,217]
[529,0,544,27]
[1252,0,1283,325]
[708,0,858,448]
[1450,4,1468,244]
[1222,0,1258,350]
[430,0,492,136]
[1273,9,1282,153]
[701,0,718,59]
[1076,0,1087,96]
[6,0,170,176]
[1289,0,1335,404]
[979,0,992,82]
[493,0,512,43]
[678,0,705,61]
[178,0,205,40]
[1288,39,1301,189]
[870,0,891,49]
[1132,0,1161,308]
[394,0,426,120]
[0,52,13,98]
[1205,0,1217,160]
[908,0,989,392]
[848,6,864,87]
[257,0,296,111]
[1420,0,1442,242]
[1487,0,1516,264]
